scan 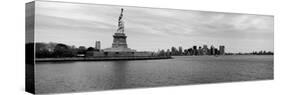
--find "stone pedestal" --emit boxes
[104,32,136,52]
[112,33,128,48]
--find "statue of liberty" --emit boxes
[117,8,125,33]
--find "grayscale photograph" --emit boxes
[25,0,274,94]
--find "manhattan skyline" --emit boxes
[34,1,274,53]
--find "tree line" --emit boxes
[26,42,99,58]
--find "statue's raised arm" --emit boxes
[119,8,123,21]
[117,8,125,33]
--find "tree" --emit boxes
[35,43,52,58]
[87,47,100,51]
[77,46,87,54]
[87,47,95,51]
[53,43,75,57]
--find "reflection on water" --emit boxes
[111,61,128,89]
[35,55,273,94]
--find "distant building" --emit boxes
[95,41,101,50]
[202,45,208,55]
[171,46,177,55]
[178,46,183,55]
[219,45,225,55]
[193,46,197,55]
[210,45,215,55]
[214,48,219,55]
[183,49,188,55]
[166,49,171,56]
[198,46,203,55]
[187,48,193,55]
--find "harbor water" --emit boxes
[35,55,273,94]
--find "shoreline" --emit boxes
[35,56,172,62]
[34,55,273,62]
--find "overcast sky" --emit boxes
[35,1,274,53]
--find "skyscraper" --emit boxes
[179,46,183,55]
[219,45,225,55]
[210,45,215,55]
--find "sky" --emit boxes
[34,1,274,53]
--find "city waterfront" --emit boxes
[35,55,273,94]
